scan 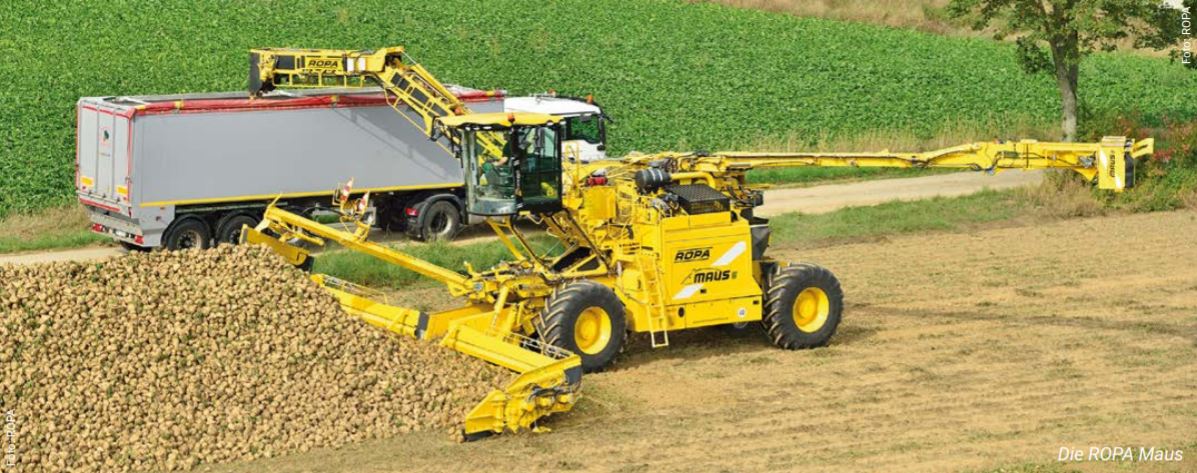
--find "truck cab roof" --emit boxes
[504,96,602,118]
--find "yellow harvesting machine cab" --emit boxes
[240,46,1154,438]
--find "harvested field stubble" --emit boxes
[0,246,506,472]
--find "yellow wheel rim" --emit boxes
[574,307,613,355]
[792,287,830,333]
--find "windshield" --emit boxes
[565,114,603,145]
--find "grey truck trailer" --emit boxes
[76,88,606,250]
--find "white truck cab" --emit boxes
[505,95,608,163]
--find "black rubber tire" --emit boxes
[762,263,844,349]
[379,199,408,233]
[416,201,462,241]
[536,281,627,373]
[163,218,212,251]
[214,213,258,245]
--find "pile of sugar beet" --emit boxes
[0,246,507,472]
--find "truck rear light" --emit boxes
[405,207,419,217]
[91,223,104,233]
[134,235,144,244]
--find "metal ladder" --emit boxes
[372,58,505,159]
[253,47,505,158]
[638,251,671,348]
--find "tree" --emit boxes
[947,0,1193,141]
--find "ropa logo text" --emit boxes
[307,58,341,70]
[674,248,710,262]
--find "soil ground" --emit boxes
[190,209,1196,473]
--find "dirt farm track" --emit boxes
[193,210,1196,473]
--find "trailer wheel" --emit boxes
[163,218,212,251]
[417,201,462,241]
[120,241,150,253]
[762,263,843,349]
[378,199,407,233]
[537,281,627,373]
[215,213,258,246]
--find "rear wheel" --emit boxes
[163,218,212,251]
[214,213,258,245]
[537,281,627,372]
[763,263,843,349]
[417,201,461,241]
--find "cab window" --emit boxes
[565,115,603,145]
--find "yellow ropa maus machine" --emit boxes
[240,46,1154,438]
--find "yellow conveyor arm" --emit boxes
[657,136,1153,192]
[249,205,472,291]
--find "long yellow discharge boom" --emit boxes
[240,46,1154,438]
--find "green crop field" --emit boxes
[1,0,1194,217]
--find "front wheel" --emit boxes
[763,263,844,349]
[537,281,627,372]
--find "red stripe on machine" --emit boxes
[132,90,505,117]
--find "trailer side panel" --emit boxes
[136,106,463,207]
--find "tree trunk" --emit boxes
[1056,63,1079,142]
[1050,36,1080,142]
